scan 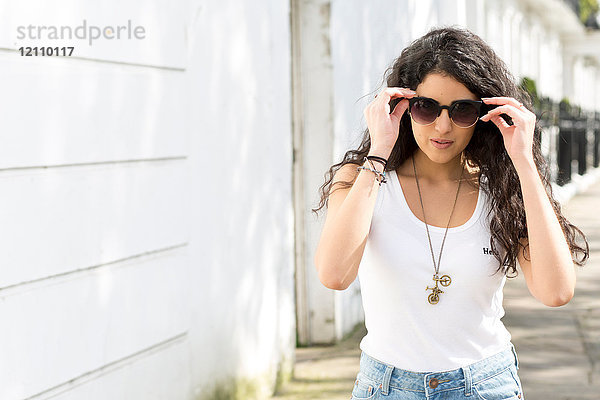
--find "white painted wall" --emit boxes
[0,0,294,399]
[187,0,295,396]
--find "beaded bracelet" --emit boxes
[357,158,387,185]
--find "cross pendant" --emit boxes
[425,274,452,304]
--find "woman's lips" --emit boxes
[431,139,453,149]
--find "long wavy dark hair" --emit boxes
[312,26,589,277]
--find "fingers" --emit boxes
[481,97,524,109]
[489,113,512,129]
[374,87,416,103]
[481,97,529,111]
[480,105,524,122]
[364,87,417,147]
[368,87,416,117]
[390,95,415,119]
[482,98,529,119]
[480,101,530,124]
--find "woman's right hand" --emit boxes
[364,87,417,157]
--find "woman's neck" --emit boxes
[409,151,466,184]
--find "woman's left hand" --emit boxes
[479,97,536,169]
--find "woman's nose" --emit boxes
[435,109,452,132]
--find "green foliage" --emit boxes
[520,76,537,98]
[579,0,600,23]
[559,97,582,115]
[519,76,540,109]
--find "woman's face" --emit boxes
[411,72,479,164]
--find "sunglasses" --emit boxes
[406,96,484,128]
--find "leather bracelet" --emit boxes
[366,155,388,169]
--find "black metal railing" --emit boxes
[536,98,600,186]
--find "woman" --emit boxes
[312,26,589,400]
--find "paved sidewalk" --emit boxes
[273,175,600,399]
[501,175,600,399]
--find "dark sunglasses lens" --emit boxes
[452,102,479,127]
[411,99,438,124]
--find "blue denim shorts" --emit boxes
[351,343,524,399]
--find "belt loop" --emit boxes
[380,364,394,395]
[462,366,472,396]
[510,343,520,370]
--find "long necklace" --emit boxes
[412,154,465,305]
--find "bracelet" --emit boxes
[366,155,388,169]
[360,155,388,186]
[357,164,387,185]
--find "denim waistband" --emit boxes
[359,343,519,396]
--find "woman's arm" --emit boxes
[513,159,576,307]
[314,152,386,291]
[480,96,576,307]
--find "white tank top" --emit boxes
[358,168,512,372]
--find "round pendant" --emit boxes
[428,292,440,304]
[439,275,452,287]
